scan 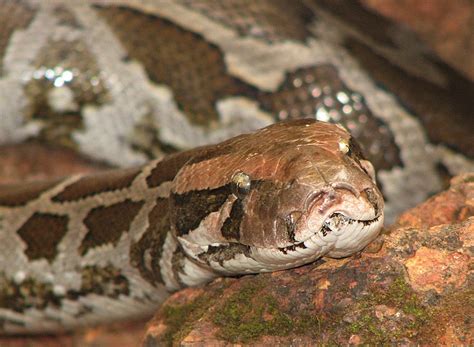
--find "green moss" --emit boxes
[417,286,473,342]
[349,313,385,339]
[161,294,214,345]
[294,313,323,336]
[386,277,430,323]
[459,175,474,183]
[349,276,431,344]
[212,280,326,343]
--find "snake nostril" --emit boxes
[331,182,359,197]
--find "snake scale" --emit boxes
[0,0,472,334]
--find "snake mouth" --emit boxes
[322,211,382,232]
[278,211,383,255]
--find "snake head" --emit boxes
[170,119,384,274]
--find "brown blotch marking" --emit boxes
[145,151,196,188]
[198,243,251,266]
[179,0,314,42]
[129,113,180,160]
[25,38,109,149]
[257,64,403,171]
[95,5,257,126]
[0,178,62,207]
[0,264,129,313]
[130,198,170,286]
[17,213,69,262]
[0,0,35,75]
[53,5,82,28]
[53,167,140,202]
[146,153,187,188]
[0,272,60,313]
[346,39,474,158]
[68,265,129,299]
[171,247,186,288]
[171,184,232,236]
[80,199,144,255]
[221,199,244,241]
[278,241,307,255]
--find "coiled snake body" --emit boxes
[0,0,472,334]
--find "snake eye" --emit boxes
[231,171,251,198]
[338,139,350,154]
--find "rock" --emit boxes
[348,334,361,345]
[395,173,474,229]
[373,304,397,320]
[143,174,473,346]
[405,246,469,293]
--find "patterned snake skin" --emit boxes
[0,0,472,334]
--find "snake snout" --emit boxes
[305,183,359,215]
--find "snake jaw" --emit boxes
[180,207,384,276]
[177,174,384,274]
